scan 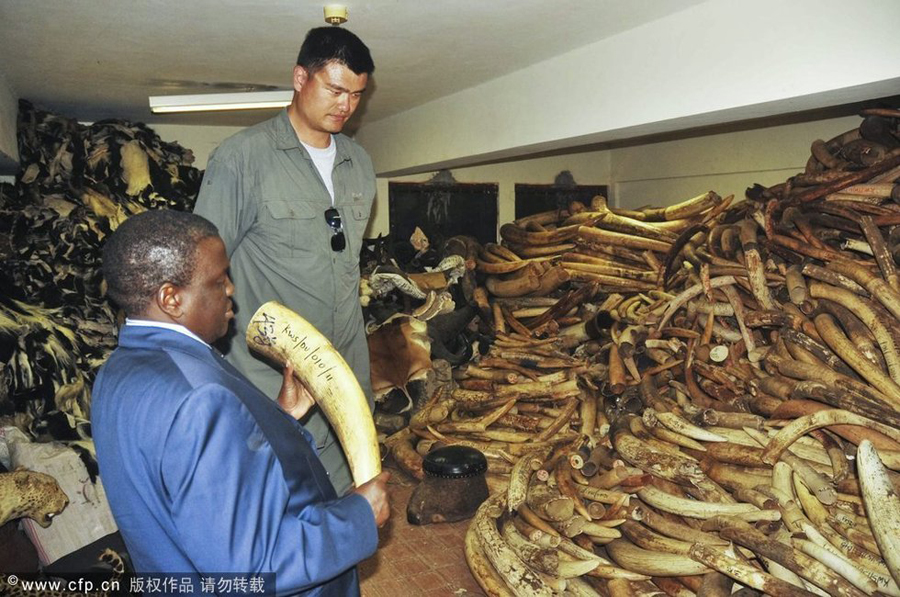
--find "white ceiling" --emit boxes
[0,0,708,129]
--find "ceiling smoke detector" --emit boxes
[324,5,348,25]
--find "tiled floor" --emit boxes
[358,465,485,597]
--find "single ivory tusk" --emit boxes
[605,539,710,576]
[465,519,516,597]
[636,486,763,520]
[857,441,900,587]
[650,409,727,443]
[474,493,554,596]
[246,301,381,486]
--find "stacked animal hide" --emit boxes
[361,232,489,431]
[0,100,201,443]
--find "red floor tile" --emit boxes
[411,570,448,592]
[360,465,484,597]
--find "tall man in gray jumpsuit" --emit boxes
[193,27,376,496]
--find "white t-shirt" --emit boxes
[300,136,337,204]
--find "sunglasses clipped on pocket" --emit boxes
[324,207,346,252]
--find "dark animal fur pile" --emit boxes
[0,100,201,453]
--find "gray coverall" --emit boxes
[194,109,376,496]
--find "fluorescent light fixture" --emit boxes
[149,91,293,113]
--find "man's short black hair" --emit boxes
[102,210,219,316]
[296,27,374,76]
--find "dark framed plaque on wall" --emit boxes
[388,181,499,248]
[514,183,608,220]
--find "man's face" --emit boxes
[177,236,234,344]
[293,61,368,137]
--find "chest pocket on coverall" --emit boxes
[342,202,371,264]
[261,200,318,258]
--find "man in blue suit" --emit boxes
[92,210,389,595]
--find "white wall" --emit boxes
[367,149,611,238]
[356,0,900,177]
[4,110,859,225]
[153,111,868,239]
[0,72,18,174]
[147,123,610,238]
[365,113,869,238]
[150,124,244,171]
[610,115,862,210]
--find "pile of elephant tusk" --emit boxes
[383,109,900,596]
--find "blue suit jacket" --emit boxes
[91,325,377,596]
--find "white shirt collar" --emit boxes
[299,134,335,155]
[125,318,211,348]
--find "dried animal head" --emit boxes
[367,314,432,410]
